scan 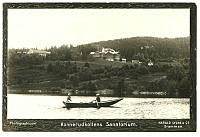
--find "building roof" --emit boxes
[28,49,51,54]
[89,47,119,55]
[89,52,95,55]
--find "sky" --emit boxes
[8,9,190,49]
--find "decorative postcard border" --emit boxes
[2,3,196,132]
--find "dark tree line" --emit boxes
[78,37,190,61]
[9,37,190,64]
[8,49,45,66]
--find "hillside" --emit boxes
[7,36,191,97]
[78,36,190,61]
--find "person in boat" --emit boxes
[96,94,101,102]
[96,94,101,108]
[67,93,72,102]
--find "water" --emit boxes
[7,94,190,119]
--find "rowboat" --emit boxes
[63,98,123,108]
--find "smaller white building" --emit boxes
[122,58,126,63]
[132,60,142,64]
[106,58,114,62]
[147,61,154,66]
[96,89,114,95]
[27,49,51,57]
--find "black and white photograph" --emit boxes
[2,2,196,131]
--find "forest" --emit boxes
[7,36,192,97]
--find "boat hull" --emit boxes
[63,98,123,108]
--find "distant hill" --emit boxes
[78,37,190,61]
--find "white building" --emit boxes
[90,47,120,61]
[27,49,51,57]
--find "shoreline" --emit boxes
[7,93,189,98]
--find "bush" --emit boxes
[167,66,185,81]
[84,62,90,68]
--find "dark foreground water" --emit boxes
[7,94,190,119]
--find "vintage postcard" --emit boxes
[2,3,196,131]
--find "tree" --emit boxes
[70,75,80,89]
[87,81,97,91]
[84,62,90,68]
[79,69,93,81]
[47,45,72,61]
[167,66,185,81]
[177,76,192,97]
[47,63,53,72]
[115,79,125,97]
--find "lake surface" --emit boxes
[7,94,190,119]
